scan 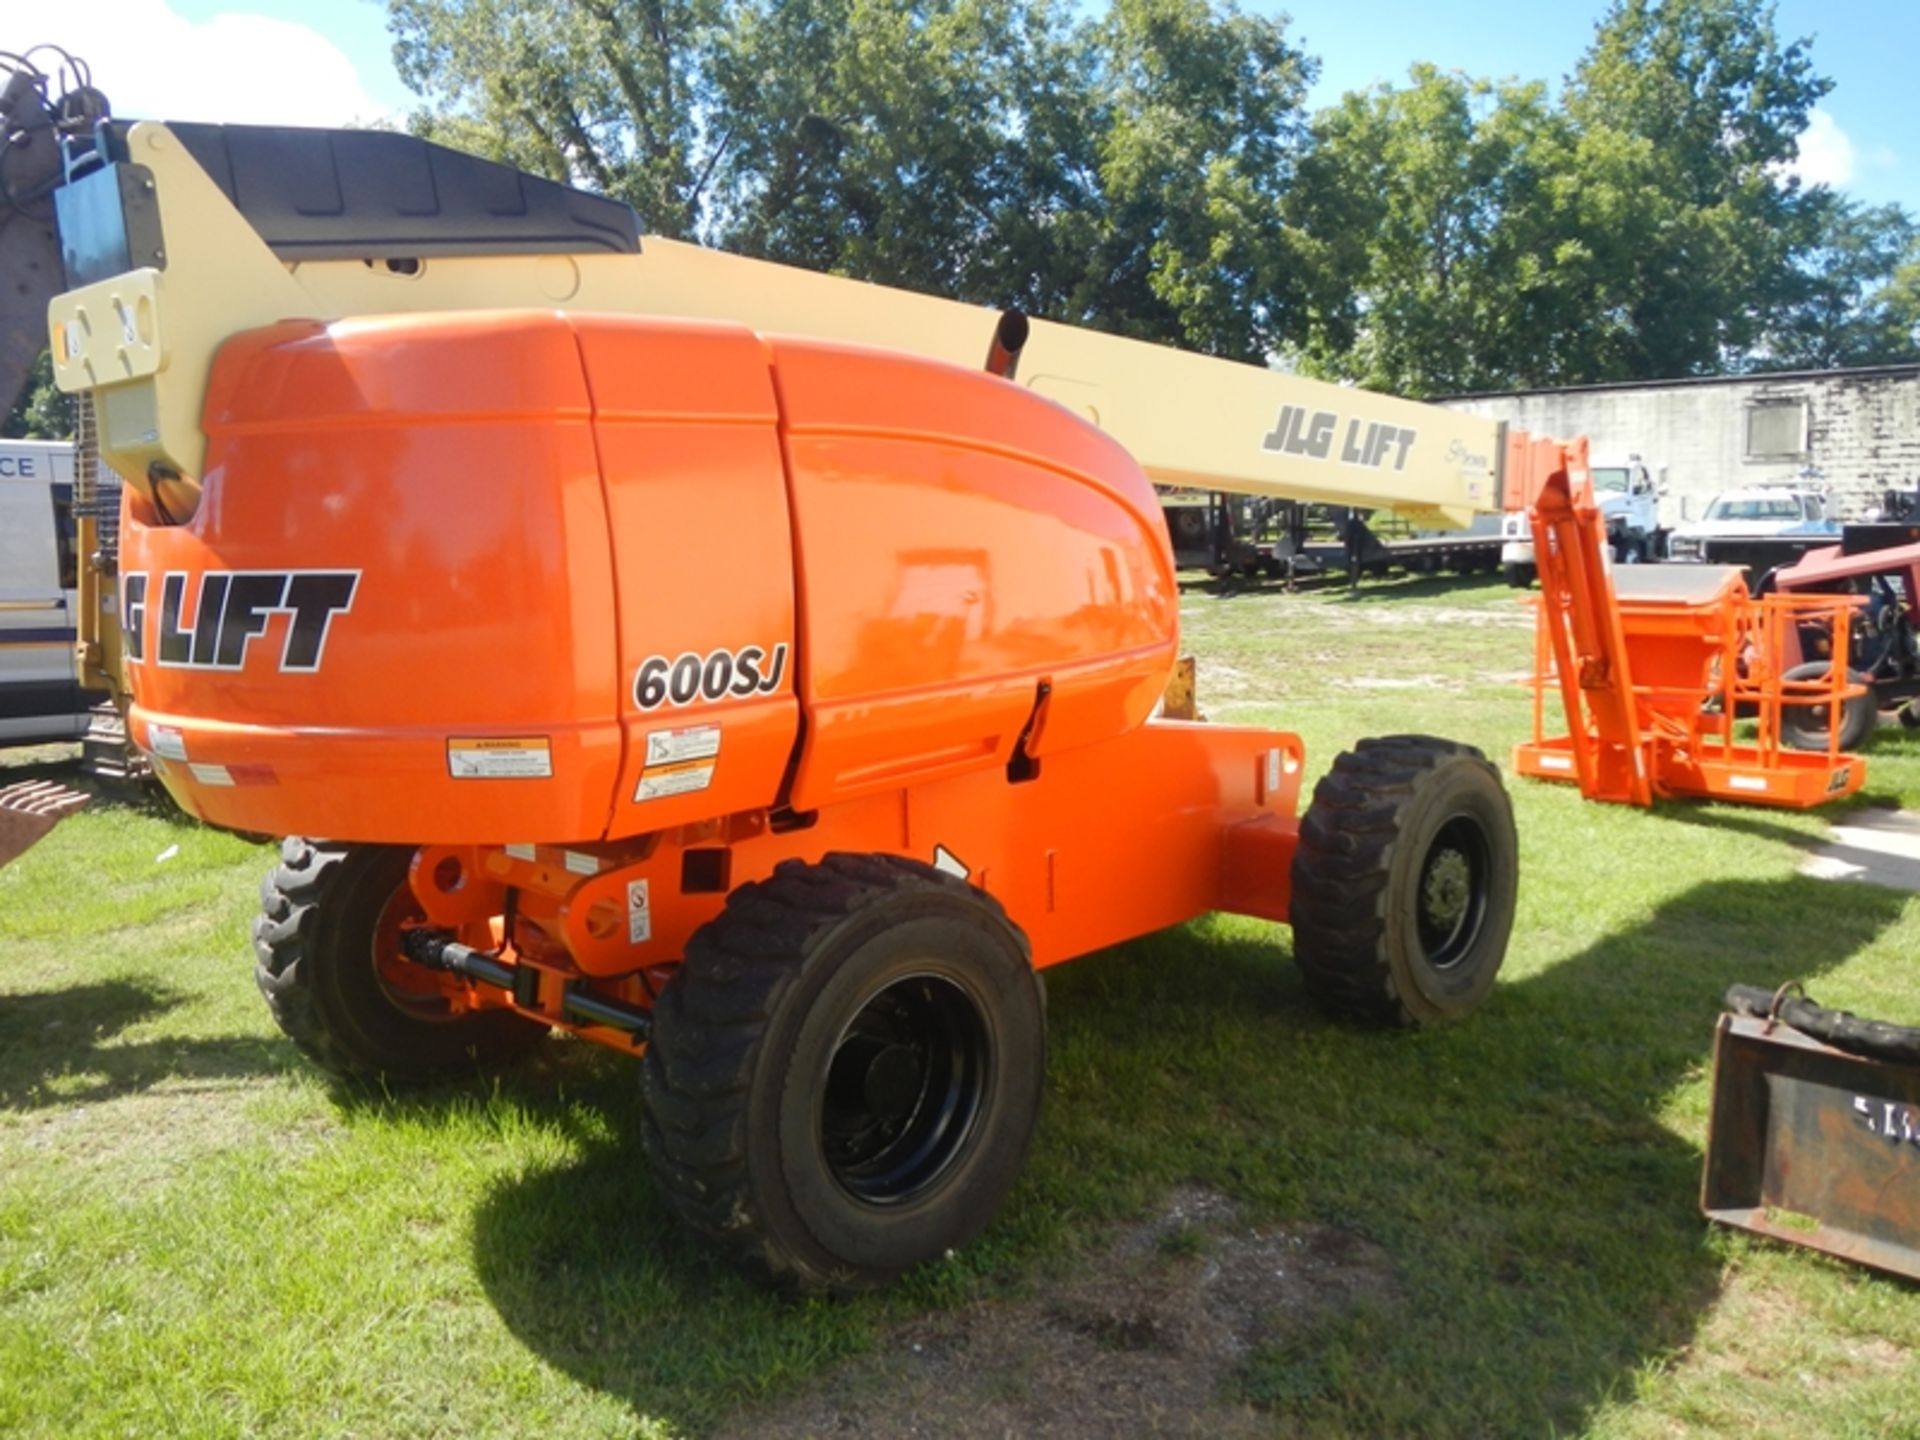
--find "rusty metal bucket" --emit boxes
[1703,986,1920,1280]
[0,779,90,869]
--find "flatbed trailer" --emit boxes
[1301,514,1506,579]
[1162,493,1501,582]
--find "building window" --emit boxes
[1745,399,1808,460]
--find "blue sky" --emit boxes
[50,0,1918,211]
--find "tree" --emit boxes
[1287,0,1868,392]
[391,0,725,239]
[1558,0,1833,377]
[1283,66,1574,396]
[704,0,1066,292]
[2,350,68,440]
[386,0,1314,356]
[1759,199,1919,370]
[1069,0,1313,359]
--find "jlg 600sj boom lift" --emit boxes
[8,60,1543,1292]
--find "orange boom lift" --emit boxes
[10,61,1543,1291]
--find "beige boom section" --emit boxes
[51,122,1507,531]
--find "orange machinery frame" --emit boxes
[117,311,1307,1053]
[1513,440,1866,809]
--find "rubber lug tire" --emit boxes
[639,852,1045,1295]
[1289,735,1518,1027]
[1779,662,1876,753]
[252,839,546,1084]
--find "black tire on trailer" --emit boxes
[1167,507,1211,548]
[1288,735,1518,1027]
[253,839,546,1083]
[1779,661,1877,753]
[640,852,1046,1295]
[1503,562,1535,589]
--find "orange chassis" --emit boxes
[400,722,1304,1051]
[119,310,1311,1054]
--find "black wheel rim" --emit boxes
[1415,815,1492,970]
[820,973,990,1207]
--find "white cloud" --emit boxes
[1788,108,1857,189]
[33,0,388,128]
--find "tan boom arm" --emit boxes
[50,122,1504,527]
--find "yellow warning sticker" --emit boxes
[447,737,554,780]
[635,758,715,802]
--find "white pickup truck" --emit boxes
[1663,484,1841,565]
[0,438,99,745]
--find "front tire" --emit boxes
[640,853,1046,1294]
[253,840,546,1083]
[1289,736,1518,1027]
[1503,562,1535,589]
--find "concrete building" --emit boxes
[1443,363,1920,521]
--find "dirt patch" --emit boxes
[1333,674,1458,692]
[735,1187,1398,1438]
[1355,604,1533,632]
[2,1076,287,1181]
[1682,1272,1912,1392]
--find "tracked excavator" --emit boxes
[5,53,1562,1292]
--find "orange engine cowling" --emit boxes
[119,310,1179,843]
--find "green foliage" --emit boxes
[2,350,70,440]
[389,0,1310,358]
[1286,0,1914,394]
[1285,68,1577,396]
[391,0,724,239]
[385,0,1918,388]
[1556,0,1833,378]
[1762,200,1920,370]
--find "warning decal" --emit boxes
[636,761,715,802]
[635,724,720,803]
[645,724,721,768]
[447,737,554,780]
[148,725,189,762]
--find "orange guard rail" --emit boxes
[1513,440,1867,809]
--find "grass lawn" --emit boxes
[7,571,1920,1437]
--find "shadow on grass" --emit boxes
[439,874,1906,1437]
[0,978,285,1109]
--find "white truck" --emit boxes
[0,437,99,745]
[1502,455,1666,585]
[1663,483,1841,567]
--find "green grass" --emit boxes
[7,572,1920,1437]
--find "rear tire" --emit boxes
[253,839,546,1083]
[1289,736,1518,1026]
[640,853,1045,1294]
[1779,662,1876,752]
